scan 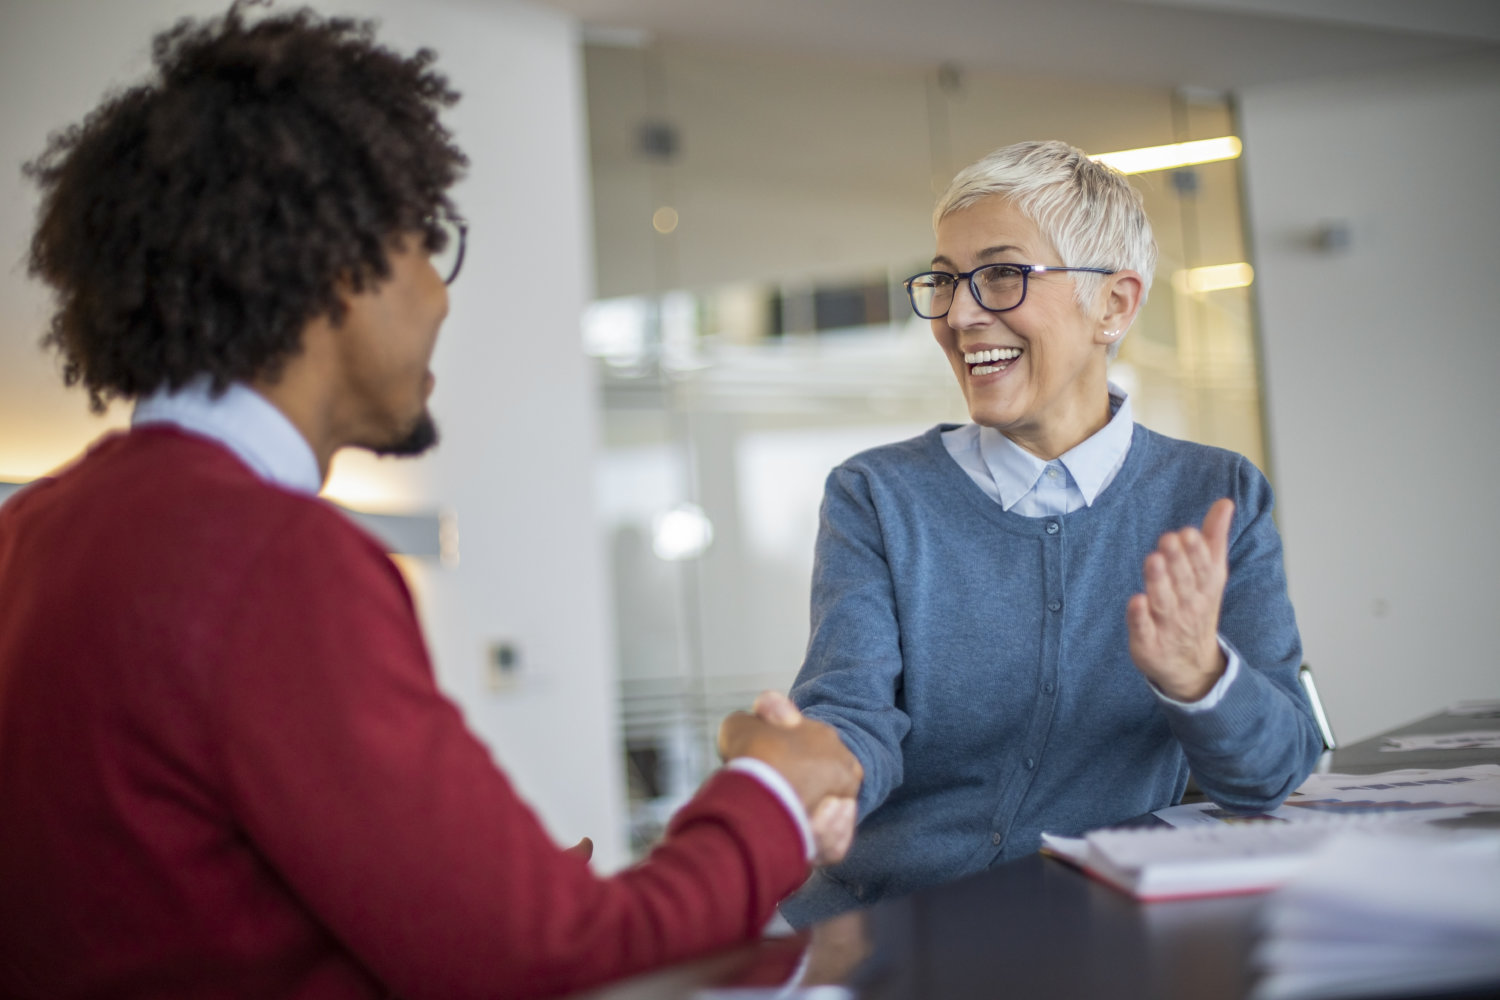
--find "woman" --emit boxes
[781,140,1322,926]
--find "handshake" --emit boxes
[718,691,863,866]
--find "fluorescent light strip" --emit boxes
[1092,136,1242,175]
[1172,262,1254,294]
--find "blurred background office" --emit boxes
[2,0,1497,868]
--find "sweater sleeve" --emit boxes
[789,465,912,820]
[207,507,808,1000]
[1156,457,1323,812]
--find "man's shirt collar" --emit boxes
[132,376,322,495]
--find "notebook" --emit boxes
[1039,820,1375,902]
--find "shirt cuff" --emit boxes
[725,757,816,861]
[1152,635,1241,713]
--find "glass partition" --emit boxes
[582,40,1267,855]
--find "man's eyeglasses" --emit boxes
[426,214,468,285]
[903,263,1114,319]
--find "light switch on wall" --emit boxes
[486,639,523,692]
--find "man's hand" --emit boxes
[718,691,862,864]
[1126,497,1234,702]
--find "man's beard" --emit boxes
[373,409,440,457]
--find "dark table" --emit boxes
[572,708,1500,1000]
[1320,708,1500,774]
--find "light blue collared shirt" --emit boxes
[131,376,322,495]
[942,383,1134,515]
[941,384,1238,710]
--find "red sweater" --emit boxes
[0,428,807,999]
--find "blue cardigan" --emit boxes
[782,424,1322,925]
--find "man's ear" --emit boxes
[1094,270,1144,345]
[323,274,361,330]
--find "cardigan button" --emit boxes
[1045,521,1060,534]
[1025,757,1036,770]
[992,832,1002,846]
[1048,599,1062,612]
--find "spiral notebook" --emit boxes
[1039,821,1370,902]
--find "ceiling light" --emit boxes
[652,206,679,234]
[1092,136,1242,175]
[652,502,714,561]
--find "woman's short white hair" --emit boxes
[933,140,1158,356]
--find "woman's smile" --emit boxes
[964,346,1024,376]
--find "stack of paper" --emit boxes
[1251,831,1500,999]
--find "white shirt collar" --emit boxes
[131,376,322,495]
[976,384,1134,510]
[1057,387,1134,503]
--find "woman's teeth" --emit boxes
[965,347,1021,375]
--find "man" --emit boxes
[0,6,859,999]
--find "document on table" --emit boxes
[1044,770,1500,906]
[1154,764,1500,828]
[1288,765,1500,808]
[1380,729,1500,751]
[1447,698,1500,718]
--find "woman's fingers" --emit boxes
[1202,498,1235,565]
[1126,592,1156,647]
[810,796,857,866]
[1128,499,1236,699]
[753,689,803,727]
[1163,533,1200,607]
[1141,551,1166,611]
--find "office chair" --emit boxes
[1298,663,1337,751]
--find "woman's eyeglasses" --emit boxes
[904,263,1114,319]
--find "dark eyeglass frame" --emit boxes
[903,263,1115,319]
[425,214,469,285]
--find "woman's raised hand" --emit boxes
[1126,498,1234,702]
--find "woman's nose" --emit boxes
[946,278,992,328]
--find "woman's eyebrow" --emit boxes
[977,243,1027,259]
[931,244,1028,268]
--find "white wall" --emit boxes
[0,0,627,867]
[1238,53,1500,743]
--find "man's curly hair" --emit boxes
[24,2,468,412]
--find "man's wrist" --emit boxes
[724,757,816,860]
